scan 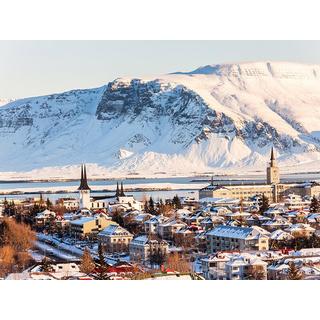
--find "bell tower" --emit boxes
[266,147,280,185]
[78,164,91,209]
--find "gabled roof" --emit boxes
[207,225,270,240]
[99,224,132,237]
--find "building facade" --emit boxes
[199,148,320,202]
[206,225,270,253]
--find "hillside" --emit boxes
[1,61,320,179]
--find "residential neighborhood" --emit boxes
[1,151,320,280]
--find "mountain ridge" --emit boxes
[1,61,320,179]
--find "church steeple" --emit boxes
[115,181,120,197]
[270,146,275,161]
[120,181,125,197]
[267,147,280,185]
[270,146,276,167]
[78,164,91,191]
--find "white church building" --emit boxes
[77,164,144,212]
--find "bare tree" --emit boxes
[80,247,95,275]
[246,265,266,280]
[166,252,191,273]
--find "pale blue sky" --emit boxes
[1,40,320,99]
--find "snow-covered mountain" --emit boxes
[1,61,320,179]
[0,98,15,107]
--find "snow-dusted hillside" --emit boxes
[1,61,320,179]
[0,98,15,107]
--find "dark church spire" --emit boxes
[270,147,275,161]
[115,181,120,197]
[78,164,91,190]
[120,181,125,197]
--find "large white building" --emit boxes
[199,148,320,202]
[78,164,91,209]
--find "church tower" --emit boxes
[78,164,91,209]
[266,147,280,185]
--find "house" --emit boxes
[201,252,268,280]
[225,254,267,280]
[6,261,87,280]
[201,252,232,280]
[157,218,187,240]
[206,225,270,253]
[69,216,113,238]
[246,214,271,227]
[144,215,168,234]
[283,210,308,223]
[284,194,310,210]
[61,198,79,210]
[261,216,291,231]
[307,213,320,227]
[34,209,56,226]
[129,235,169,263]
[183,210,207,225]
[270,229,294,242]
[174,225,203,248]
[98,224,133,253]
[284,223,315,238]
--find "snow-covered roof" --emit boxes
[270,229,294,241]
[207,225,251,240]
[284,223,315,233]
[70,216,96,225]
[207,225,269,240]
[99,224,132,237]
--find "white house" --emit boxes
[129,234,169,263]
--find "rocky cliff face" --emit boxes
[1,61,320,176]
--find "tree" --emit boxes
[172,195,182,209]
[287,261,303,280]
[0,218,35,252]
[96,243,109,280]
[46,198,53,209]
[80,247,95,275]
[148,197,155,214]
[259,194,269,214]
[246,265,266,280]
[0,245,15,277]
[310,195,320,213]
[166,252,191,273]
[0,218,36,277]
[41,257,53,272]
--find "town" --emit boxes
[1,148,320,280]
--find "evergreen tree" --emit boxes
[46,198,52,209]
[288,261,303,280]
[310,195,320,213]
[39,193,44,206]
[96,243,109,280]
[172,195,182,209]
[148,197,155,214]
[259,194,269,214]
[115,182,120,198]
[41,257,53,272]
